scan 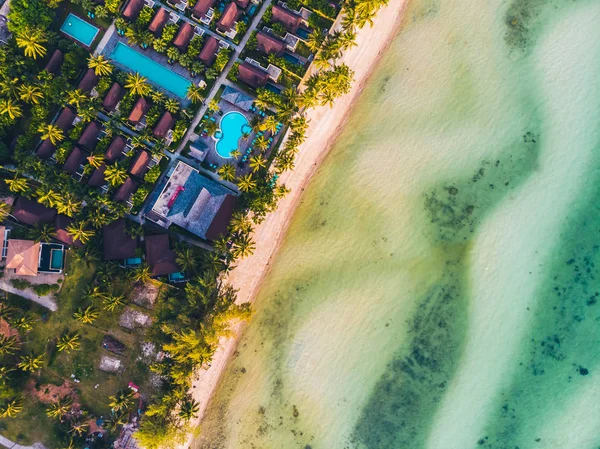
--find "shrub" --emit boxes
[33,283,60,296]
[10,279,31,290]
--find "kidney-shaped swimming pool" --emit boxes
[215,111,252,158]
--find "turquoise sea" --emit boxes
[194,0,600,447]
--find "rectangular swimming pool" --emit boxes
[109,42,192,98]
[60,13,100,47]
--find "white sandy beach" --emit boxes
[184,0,409,438]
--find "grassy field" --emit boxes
[1,252,168,446]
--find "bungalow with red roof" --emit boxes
[271,4,301,33]
[148,7,170,35]
[234,0,249,8]
[216,2,238,33]
[11,197,56,226]
[128,97,151,125]
[192,0,216,21]
[44,49,63,74]
[153,112,175,138]
[237,61,269,88]
[199,36,219,65]
[173,22,194,51]
[105,135,127,162]
[88,164,107,187]
[103,219,137,260]
[78,69,99,93]
[63,147,87,175]
[36,108,76,159]
[114,177,139,203]
[54,215,83,247]
[102,83,124,112]
[144,234,179,276]
[129,150,151,178]
[77,121,102,149]
[122,0,144,20]
[256,31,287,56]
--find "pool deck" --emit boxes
[100,34,200,102]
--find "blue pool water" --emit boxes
[109,42,191,98]
[283,52,301,64]
[216,111,251,158]
[50,249,64,270]
[296,27,310,39]
[60,13,99,47]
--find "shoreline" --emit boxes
[185,0,410,441]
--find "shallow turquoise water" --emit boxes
[109,42,191,98]
[215,111,250,158]
[194,0,600,447]
[60,13,99,47]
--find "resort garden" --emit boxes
[0,0,392,444]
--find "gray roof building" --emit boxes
[221,85,254,111]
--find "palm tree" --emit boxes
[217,163,236,182]
[231,233,255,260]
[105,163,128,187]
[0,77,19,99]
[102,295,125,312]
[5,176,28,193]
[186,84,204,104]
[29,223,55,243]
[166,46,180,63]
[109,389,135,413]
[0,397,23,418]
[15,28,47,59]
[290,115,308,132]
[73,306,99,325]
[307,28,326,52]
[205,120,218,137]
[208,99,220,112]
[12,313,36,332]
[67,89,88,108]
[262,115,278,134]
[0,366,14,386]
[178,398,199,421]
[69,420,89,437]
[340,30,357,50]
[18,352,44,372]
[57,194,81,217]
[38,124,65,145]
[87,153,105,169]
[236,173,256,192]
[0,99,23,120]
[66,222,95,244]
[78,103,98,123]
[275,153,295,172]
[125,73,150,97]
[0,335,18,357]
[249,154,267,173]
[164,98,180,114]
[0,202,11,222]
[88,54,113,76]
[249,114,262,133]
[175,247,197,274]
[254,135,269,152]
[228,211,252,234]
[150,90,167,105]
[88,209,110,229]
[104,412,128,433]
[131,265,151,284]
[36,187,61,207]
[57,332,81,353]
[46,397,72,419]
[18,84,43,104]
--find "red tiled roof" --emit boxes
[192,0,216,18]
[36,139,55,159]
[128,97,151,124]
[256,30,287,57]
[129,150,151,178]
[234,0,249,8]
[237,61,269,88]
[12,196,56,226]
[153,112,175,138]
[144,234,179,276]
[148,7,170,34]
[78,69,99,93]
[63,146,86,174]
[173,22,194,51]
[272,4,301,33]
[103,218,137,260]
[105,135,127,162]
[55,107,76,131]
[44,49,63,74]
[54,215,83,247]
[77,121,102,149]
[88,163,107,187]
[102,83,124,111]
[123,0,144,20]
[217,2,238,32]
[114,177,139,202]
[199,36,219,65]
[206,194,235,241]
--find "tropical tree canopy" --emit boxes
[15,28,47,59]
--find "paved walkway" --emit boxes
[0,279,58,311]
[175,0,273,154]
[0,434,47,449]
